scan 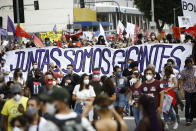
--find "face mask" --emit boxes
[46,79,53,85]
[45,102,56,115]
[127,63,130,68]
[67,69,72,75]
[26,106,37,116]
[35,74,41,79]
[151,36,155,39]
[33,65,38,69]
[14,94,21,102]
[52,81,56,86]
[187,65,192,70]
[130,78,137,86]
[116,72,122,77]
[92,75,100,82]
[146,75,153,81]
[12,127,23,131]
[83,79,89,85]
[19,73,23,77]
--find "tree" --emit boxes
[134,0,183,31]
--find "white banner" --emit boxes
[3,44,192,80]
[181,0,196,26]
[178,16,193,28]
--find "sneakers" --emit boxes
[173,122,178,129]
[165,124,169,130]
[186,121,192,126]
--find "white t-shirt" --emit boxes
[28,117,48,131]
[54,112,96,131]
[73,84,96,104]
[168,74,175,87]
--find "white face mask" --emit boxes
[52,81,57,86]
[83,79,89,85]
[45,102,56,115]
[14,94,21,102]
[129,78,137,86]
[33,65,38,69]
[13,127,23,131]
[151,36,155,39]
[146,75,153,81]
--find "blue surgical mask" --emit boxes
[127,63,130,68]
[67,69,72,75]
[187,65,192,70]
[116,72,122,77]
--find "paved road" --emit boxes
[123,106,196,131]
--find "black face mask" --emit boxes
[35,74,41,79]
[101,39,105,44]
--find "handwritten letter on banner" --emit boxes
[4,44,192,80]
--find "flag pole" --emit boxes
[16,0,21,45]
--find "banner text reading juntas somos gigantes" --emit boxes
[4,44,192,80]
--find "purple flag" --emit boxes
[53,24,57,34]
[7,16,16,35]
[0,28,8,38]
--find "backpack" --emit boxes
[44,114,87,131]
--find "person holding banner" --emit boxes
[161,65,178,130]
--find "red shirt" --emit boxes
[140,80,164,109]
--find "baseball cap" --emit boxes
[11,84,22,94]
[39,88,70,103]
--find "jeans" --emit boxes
[163,105,176,122]
[74,102,84,115]
[132,104,141,125]
[185,91,196,122]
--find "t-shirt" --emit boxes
[140,80,164,109]
[130,85,142,103]
[28,117,48,131]
[28,78,46,97]
[111,77,128,93]
[90,81,102,96]
[46,112,96,131]
[73,84,96,104]
[1,96,28,131]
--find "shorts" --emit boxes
[114,93,130,107]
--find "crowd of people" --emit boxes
[0,30,196,131]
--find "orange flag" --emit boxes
[172,26,181,39]
[16,25,31,38]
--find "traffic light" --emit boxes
[13,0,25,23]
[0,17,2,28]
[80,0,85,8]
[34,1,39,10]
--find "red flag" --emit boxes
[34,34,45,48]
[183,24,196,38]
[172,26,181,39]
[16,25,31,38]
[146,29,151,41]
[57,40,61,48]
[117,28,122,40]
[133,25,142,44]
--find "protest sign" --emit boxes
[178,16,193,28]
[40,30,62,42]
[4,44,192,80]
[181,0,196,26]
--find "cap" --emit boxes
[11,84,22,93]
[39,88,70,103]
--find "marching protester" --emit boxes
[112,66,129,118]
[61,64,81,109]
[1,84,28,131]
[40,88,96,131]
[72,74,96,121]
[179,58,196,126]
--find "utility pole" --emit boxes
[173,8,176,26]
[150,0,156,32]
[16,0,21,45]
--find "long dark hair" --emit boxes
[79,74,89,91]
[13,68,21,81]
[102,78,115,97]
[139,95,162,131]
[164,66,174,80]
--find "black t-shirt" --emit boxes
[61,73,81,93]
[28,78,46,97]
[90,81,102,96]
[122,68,132,77]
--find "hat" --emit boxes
[39,88,70,103]
[11,84,22,93]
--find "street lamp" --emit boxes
[150,0,156,31]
